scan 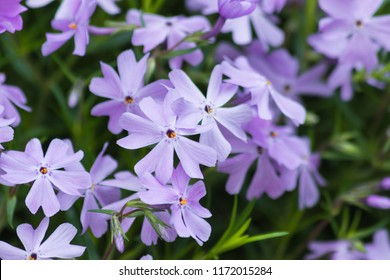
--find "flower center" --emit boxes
[284,84,291,93]
[257,147,264,154]
[166,129,176,139]
[266,80,272,86]
[204,105,213,114]
[179,197,187,205]
[27,253,37,260]
[124,96,134,104]
[270,131,278,138]
[355,20,363,28]
[40,167,48,175]
[68,23,77,30]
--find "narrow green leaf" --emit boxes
[6,196,17,229]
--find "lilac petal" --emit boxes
[89,62,123,99]
[206,65,223,104]
[354,0,383,18]
[97,0,120,15]
[366,16,390,51]
[54,0,80,19]
[214,105,251,141]
[139,172,165,191]
[295,64,331,97]
[16,224,35,252]
[57,191,80,211]
[91,100,125,134]
[132,26,169,53]
[268,136,303,170]
[366,230,390,260]
[171,205,191,238]
[26,0,55,8]
[222,17,252,45]
[251,86,273,120]
[168,69,205,104]
[118,113,163,149]
[251,9,284,48]
[49,170,91,195]
[25,177,60,217]
[320,19,354,40]
[39,223,85,259]
[136,79,171,100]
[139,187,177,206]
[81,191,108,237]
[31,218,50,251]
[90,143,117,183]
[299,168,319,209]
[138,97,169,128]
[269,86,306,125]
[0,242,26,260]
[319,0,353,19]
[183,208,211,246]
[118,50,148,93]
[134,140,174,179]
[42,31,74,56]
[100,171,144,192]
[25,138,44,164]
[187,181,211,218]
[94,185,121,206]
[45,139,84,169]
[172,97,203,129]
[340,32,379,71]
[171,163,190,195]
[174,137,217,179]
[141,217,158,246]
[280,167,298,191]
[218,153,257,194]
[0,126,13,144]
[200,120,231,162]
[73,28,89,56]
[214,82,238,107]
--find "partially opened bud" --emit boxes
[218,0,259,19]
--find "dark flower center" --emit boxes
[28,253,38,260]
[40,167,48,175]
[166,129,176,139]
[284,84,291,93]
[204,105,213,114]
[355,20,363,28]
[270,131,278,138]
[68,23,77,30]
[257,147,264,154]
[124,96,134,104]
[179,197,187,205]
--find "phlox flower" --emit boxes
[127,9,210,69]
[365,195,390,209]
[90,49,170,134]
[0,0,27,34]
[0,106,15,149]
[221,57,306,126]
[170,65,252,161]
[306,240,364,260]
[365,230,390,260]
[0,218,85,260]
[117,92,217,182]
[138,164,212,246]
[0,138,91,217]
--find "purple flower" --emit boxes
[247,48,331,99]
[0,218,85,260]
[117,92,217,182]
[0,73,31,126]
[42,0,98,56]
[218,121,286,200]
[140,254,153,260]
[365,195,390,209]
[138,164,212,245]
[0,106,14,149]
[0,0,27,34]
[89,49,170,134]
[170,66,252,161]
[0,138,91,217]
[381,177,390,190]
[279,138,326,209]
[306,240,364,260]
[127,10,210,69]
[365,230,390,260]
[221,57,306,125]
[218,0,259,19]
[309,0,390,71]
[186,0,218,15]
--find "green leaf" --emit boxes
[6,195,17,229]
